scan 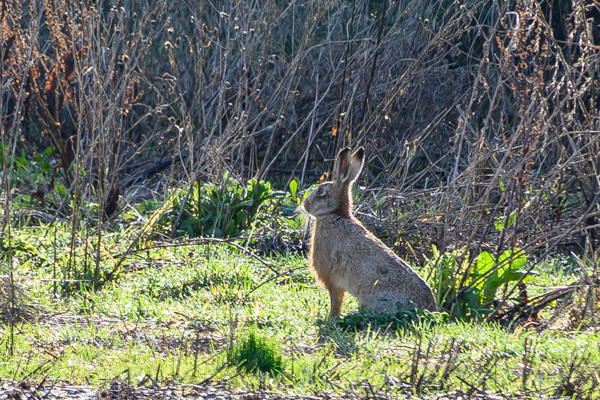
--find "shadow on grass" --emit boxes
[319,308,449,335]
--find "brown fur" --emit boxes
[303,147,437,318]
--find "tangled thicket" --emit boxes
[1,0,599,262]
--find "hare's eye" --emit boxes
[315,186,325,196]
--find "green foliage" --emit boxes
[288,178,298,199]
[427,246,533,320]
[32,146,54,172]
[2,145,75,221]
[494,210,517,231]
[0,235,39,259]
[160,173,279,238]
[227,328,284,375]
[271,179,305,242]
[10,146,55,178]
[425,246,472,314]
[154,175,306,254]
[474,249,528,304]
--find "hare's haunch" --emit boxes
[303,147,437,318]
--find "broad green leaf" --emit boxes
[480,248,529,304]
[475,251,494,274]
[482,271,502,304]
[498,248,527,281]
[432,244,440,260]
[289,179,298,198]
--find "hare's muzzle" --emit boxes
[302,191,315,216]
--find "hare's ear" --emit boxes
[347,147,365,183]
[332,148,352,183]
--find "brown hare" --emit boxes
[303,147,437,318]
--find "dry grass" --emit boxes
[1,0,598,248]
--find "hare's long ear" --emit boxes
[347,147,365,184]
[332,148,352,184]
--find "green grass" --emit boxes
[228,328,284,375]
[1,224,599,398]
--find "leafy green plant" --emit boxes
[160,173,279,238]
[277,178,303,220]
[426,247,476,313]
[154,176,309,255]
[227,328,284,375]
[473,249,529,304]
[273,179,305,234]
[250,178,312,254]
[427,246,535,320]
[2,145,76,222]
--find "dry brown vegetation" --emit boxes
[2,0,599,252]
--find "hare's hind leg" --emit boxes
[328,288,345,318]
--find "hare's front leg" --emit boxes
[328,288,345,318]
